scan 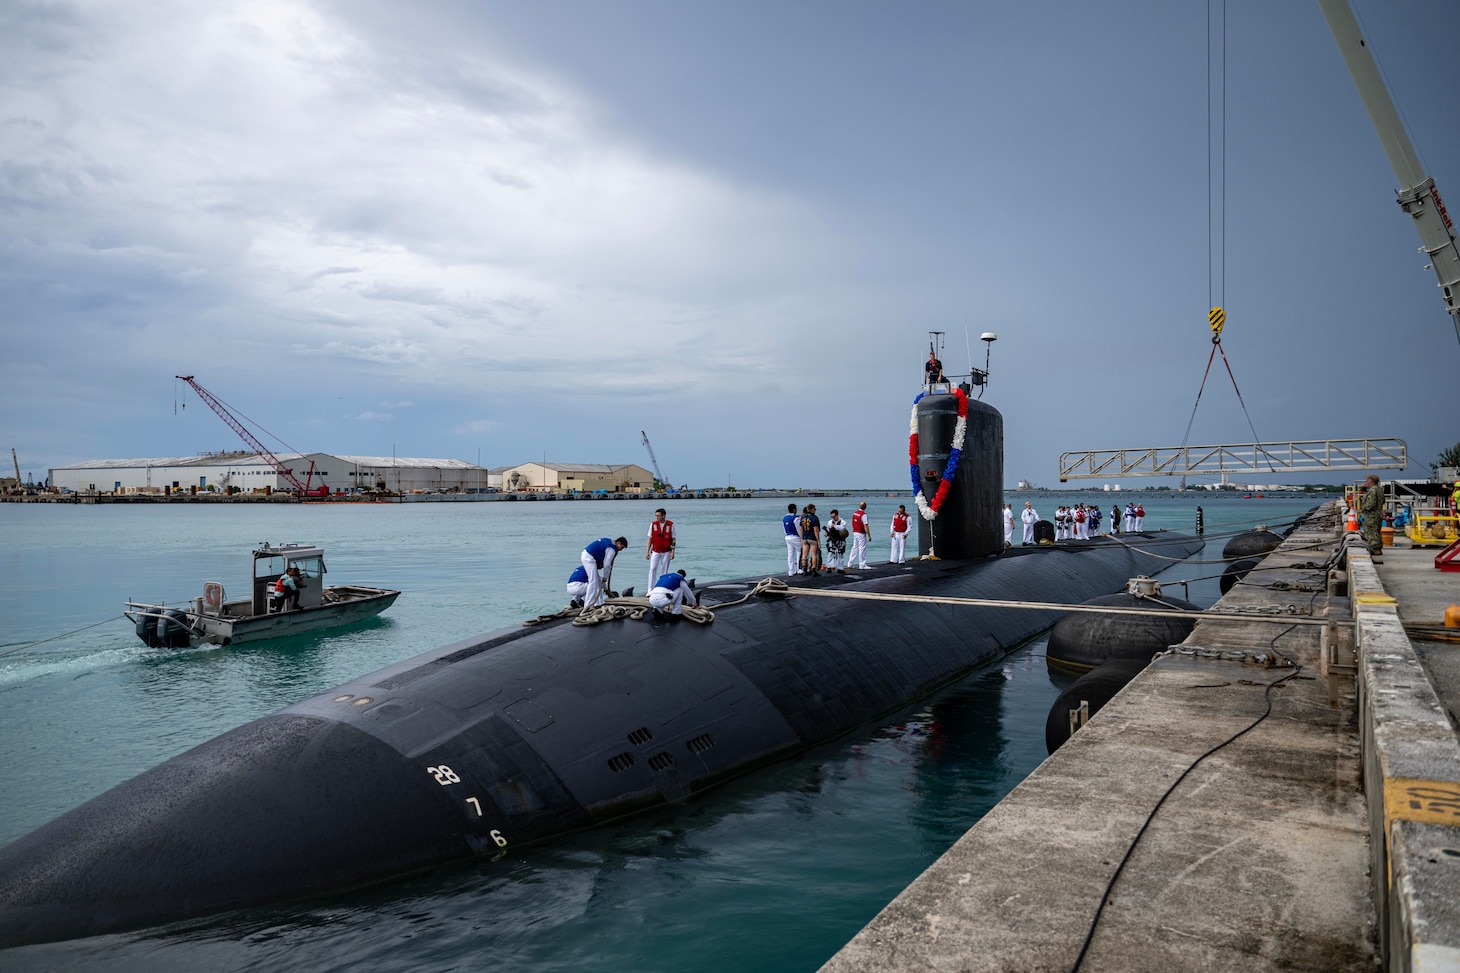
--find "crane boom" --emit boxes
[176,375,311,494]
[11,448,20,489]
[1318,0,1460,344]
[640,430,668,489]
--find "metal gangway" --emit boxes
[1057,438,1407,482]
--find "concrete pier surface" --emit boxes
[822,507,1460,972]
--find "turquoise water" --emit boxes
[0,494,1320,971]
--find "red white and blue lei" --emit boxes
[909,387,968,520]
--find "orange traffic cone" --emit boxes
[1345,508,1359,532]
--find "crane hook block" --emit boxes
[1208,306,1225,336]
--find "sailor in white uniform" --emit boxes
[1002,503,1014,547]
[1021,502,1039,545]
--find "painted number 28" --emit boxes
[427,765,461,785]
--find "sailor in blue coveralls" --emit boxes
[581,536,628,609]
[648,570,697,616]
[565,564,590,608]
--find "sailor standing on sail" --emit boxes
[581,536,628,609]
[1002,503,1014,547]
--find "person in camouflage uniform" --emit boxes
[1360,474,1385,554]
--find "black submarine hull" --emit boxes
[0,534,1202,947]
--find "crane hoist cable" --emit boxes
[1178,0,1271,478]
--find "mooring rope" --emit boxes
[746,578,1344,627]
[0,615,127,656]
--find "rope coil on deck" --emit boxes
[524,596,716,627]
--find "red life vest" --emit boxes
[1074,508,1085,523]
[649,520,674,553]
[274,576,287,594]
[892,512,909,532]
[852,510,868,534]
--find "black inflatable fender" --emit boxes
[1045,658,1150,753]
[1220,557,1262,595]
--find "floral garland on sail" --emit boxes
[908,387,969,520]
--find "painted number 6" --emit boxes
[427,765,461,785]
[490,829,507,847]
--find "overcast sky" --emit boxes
[4,0,1457,489]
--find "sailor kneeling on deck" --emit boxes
[648,570,696,617]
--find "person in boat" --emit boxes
[648,569,697,617]
[924,351,944,386]
[581,536,628,609]
[272,567,303,612]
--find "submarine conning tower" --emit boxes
[913,388,1004,559]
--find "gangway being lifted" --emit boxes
[176,375,326,496]
[1058,438,1407,482]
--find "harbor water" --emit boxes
[0,493,1322,971]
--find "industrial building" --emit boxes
[49,455,653,495]
[49,453,490,495]
[497,462,655,494]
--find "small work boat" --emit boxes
[125,542,400,648]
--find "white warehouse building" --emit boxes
[50,452,491,495]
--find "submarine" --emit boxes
[0,386,1203,947]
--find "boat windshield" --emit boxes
[290,557,324,581]
[255,555,287,580]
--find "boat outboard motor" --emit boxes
[135,612,161,648]
[156,610,193,649]
[914,393,1004,559]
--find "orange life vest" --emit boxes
[649,520,674,553]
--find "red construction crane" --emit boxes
[176,375,324,495]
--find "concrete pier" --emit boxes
[823,504,1460,972]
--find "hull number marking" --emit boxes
[427,765,461,785]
